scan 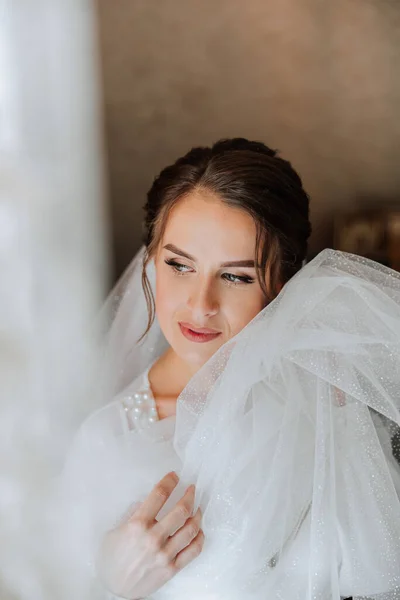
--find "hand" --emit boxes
[96,471,204,599]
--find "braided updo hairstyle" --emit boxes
[140,138,312,338]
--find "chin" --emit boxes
[173,343,216,369]
[182,349,211,368]
[167,325,226,368]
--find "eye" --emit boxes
[164,258,193,274]
[222,273,255,285]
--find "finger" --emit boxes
[154,485,196,541]
[134,471,179,525]
[162,507,202,559]
[173,529,205,571]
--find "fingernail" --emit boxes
[171,471,179,481]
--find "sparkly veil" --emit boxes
[98,246,168,397]
[170,249,400,599]
[61,247,400,600]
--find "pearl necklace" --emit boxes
[121,369,159,433]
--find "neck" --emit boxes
[157,347,203,392]
[148,347,203,418]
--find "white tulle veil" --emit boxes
[68,245,400,600]
[99,246,168,396]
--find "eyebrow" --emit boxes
[163,244,255,268]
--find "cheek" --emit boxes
[155,271,181,325]
[225,289,265,335]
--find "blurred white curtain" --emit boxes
[0,1,107,598]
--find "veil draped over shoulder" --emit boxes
[61,247,400,600]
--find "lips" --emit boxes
[178,322,222,344]
[179,322,220,334]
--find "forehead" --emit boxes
[162,189,257,258]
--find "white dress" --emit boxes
[58,249,400,600]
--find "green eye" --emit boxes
[164,259,254,285]
[165,259,191,273]
[222,273,254,285]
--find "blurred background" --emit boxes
[96,0,400,279]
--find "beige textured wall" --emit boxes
[97,0,400,277]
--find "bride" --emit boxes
[59,138,400,600]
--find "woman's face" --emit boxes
[154,189,266,369]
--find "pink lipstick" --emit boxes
[178,322,222,343]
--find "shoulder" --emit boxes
[68,371,148,459]
[61,371,148,489]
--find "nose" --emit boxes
[186,275,219,321]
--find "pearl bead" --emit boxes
[122,380,159,432]
[123,395,135,408]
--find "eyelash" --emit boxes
[164,259,255,286]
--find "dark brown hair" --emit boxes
[140,138,311,338]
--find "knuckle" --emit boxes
[147,531,163,552]
[185,522,199,540]
[155,548,171,567]
[190,538,203,558]
[128,517,147,535]
[176,503,191,521]
[154,484,170,502]
[194,530,205,548]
